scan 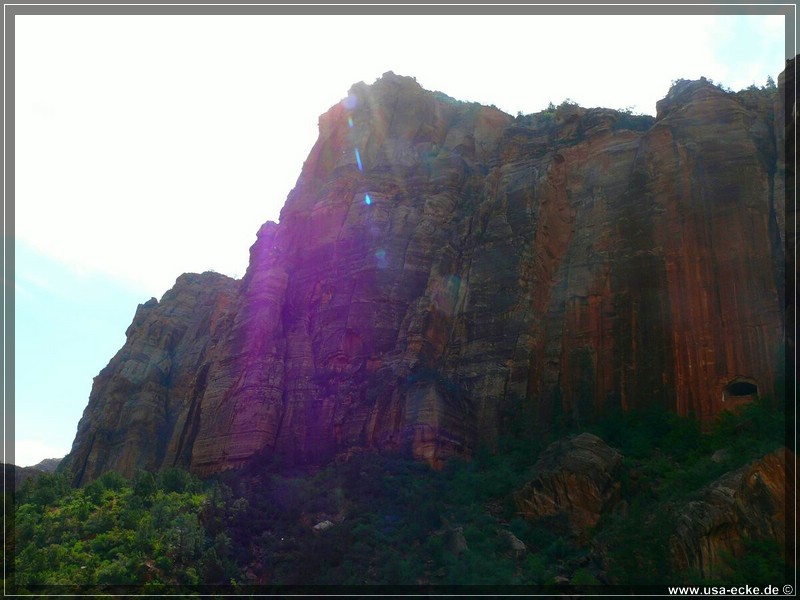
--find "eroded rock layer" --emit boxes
[62,67,789,484]
[669,447,794,578]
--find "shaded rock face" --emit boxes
[63,67,788,484]
[669,448,794,579]
[514,433,622,535]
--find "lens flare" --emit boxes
[375,248,388,268]
[355,149,363,172]
[343,94,358,111]
[348,117,354,128]
[365,194,372,205]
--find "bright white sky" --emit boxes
[11,13,789,467]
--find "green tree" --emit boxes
[159,467,195,494]
[165,513,203,565]
[132,470,157,502]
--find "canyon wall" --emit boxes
[60,65,790,484]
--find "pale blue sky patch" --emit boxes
[14,241,147,467]
[709,15,786,89]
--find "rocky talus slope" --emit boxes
[61,65,790,485]
[512,433,792,579]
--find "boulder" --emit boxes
[499,529,527,559]
[515,433,623,536]
[312,520,335,533]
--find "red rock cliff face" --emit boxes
[61,69,788,484]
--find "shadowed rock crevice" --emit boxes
[725,379,758,397]
[172,363,210,467]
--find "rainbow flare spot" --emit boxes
[348,117,354,128]
[365,194,372,205]
[355,148,363,172]
[375,248,388,268]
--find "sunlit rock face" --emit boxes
[62,67,788,484]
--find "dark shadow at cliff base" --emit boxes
[13,583,764,596]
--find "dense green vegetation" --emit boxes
[10,467,244,592]
[8,394,788,593]
[587,395,788,585]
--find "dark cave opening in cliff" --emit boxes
[724,379,759,398]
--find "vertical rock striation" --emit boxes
[62,66,789,484]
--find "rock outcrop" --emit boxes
[669,447,794,578]
[514,433,623,536]
[29,457,62,473]
[61,64,790,484]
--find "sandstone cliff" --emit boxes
[61,66,789,484]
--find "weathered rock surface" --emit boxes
[669,447,794,578]
[514,433,622,535]
[62,65,789,484]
